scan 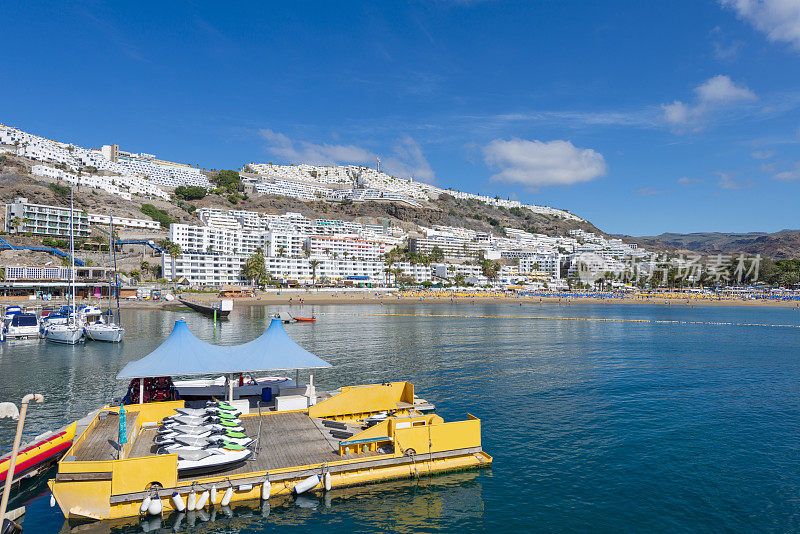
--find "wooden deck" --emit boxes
[127,410,377,480]
[72,411,138,462]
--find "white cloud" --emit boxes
[380,136,436,183]
[259,129,372,166]
[695,75,757,104]
[482,138,607,188]
[774,162,800,181]
[662,75,757,130]
[258,129,435,182]
[677,176,705,186]
[716,171,753,189]
[721,0,800,50]
[751,150,776,159]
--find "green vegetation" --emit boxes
[48,182,70,198]
[158,239,182,258]
[174,185,207,201]
[212,170,243,193]
[242,247,269,287]
[141,204,175,229]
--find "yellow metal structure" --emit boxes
[48,382,491,521]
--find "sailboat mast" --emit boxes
[69,187,76,326]
[108,215,114,325]
[112,217,121,325]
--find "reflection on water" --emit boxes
[54,472,484,534]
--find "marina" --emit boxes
[1,302,799,532]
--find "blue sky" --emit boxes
[2,1,799,235]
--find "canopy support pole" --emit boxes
[139,379,144,405]
[295,369,299,386]
[227,374,234,402]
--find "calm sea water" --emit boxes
[1,302,799,533]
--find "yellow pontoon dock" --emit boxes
[48,319,491,521]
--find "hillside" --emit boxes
[1,155,600,240]
[620,230,800,259]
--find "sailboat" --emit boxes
[86,215,124,343]
[44,187,84,345]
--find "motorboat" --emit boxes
[155,433,253,449]
[173,375,295,401]
[5,313,40,339]
[157,422,245,434]
[161,414,242,427]
[178,297,232,319]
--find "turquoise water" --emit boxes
[1,303,799,532]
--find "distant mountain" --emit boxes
[619,230,800,259]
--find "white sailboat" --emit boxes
[44,187,84,345]
[86,215,124,343]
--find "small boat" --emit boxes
[45,186,82,345]
[293,316,316,323]
[86,218,125,343]
[179,297,232,319]
[85,322,124,343]
[44,323,84,345]
[5,313,40,339]
[0,422,77,494]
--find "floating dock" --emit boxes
[48,382,491,521]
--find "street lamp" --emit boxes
[0,394,44,533]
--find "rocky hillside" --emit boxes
[620,230,800,259]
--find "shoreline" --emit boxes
[6,291,798,309]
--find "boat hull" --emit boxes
[44,325,84,344]
[179,298,231,318]
[85,325,124,343]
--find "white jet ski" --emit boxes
[157,446,252,475]
[156,434,253,450]
[157,422,245,435]
[154,429,250,446]
[175,406,242,417]
[161,414,242,427]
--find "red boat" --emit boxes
[293,316,316,323]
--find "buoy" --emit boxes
[261,479,271,499]
[147,497,162,516]
[210,484,217,504]
[221,487,233,506]
[196,490,209,510]
[237,484,253,491]
[324,471,332,491]
[292,474,320,495]
[140,496,151,514]
[50,494,56,508]
[171,492,186,512]
[187,491,197,511]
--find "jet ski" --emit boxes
[156,433,253,450]
[157,422,245,435]
[161,414,242,427]
[157,446,252,475]
[175,406,242,417]
[154,429,251,447]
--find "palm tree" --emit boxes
[391,267,404,287]
[277,245,286,258]
[308,259,321,286]
[243,247,267,289]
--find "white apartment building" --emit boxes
[306,235,387,262]
[408,237,485,259]
[87,214,161,230]
[162,254,246,285]
[519,253,562,280]
[5,197,90,238]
